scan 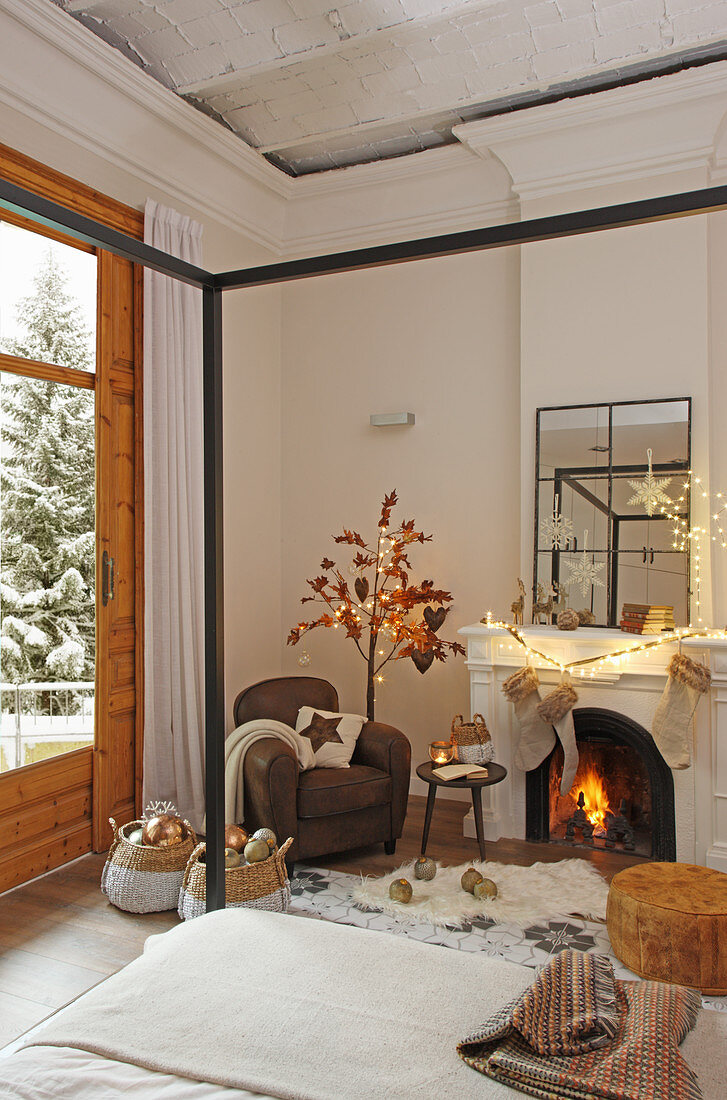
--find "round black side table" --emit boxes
[416,761,508,862]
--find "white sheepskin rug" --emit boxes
[351,857,609,928]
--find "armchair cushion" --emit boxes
[295,706,366,769]
[297,765,391,818]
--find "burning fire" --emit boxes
[576,766,611,832]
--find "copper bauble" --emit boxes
[461,867,484,894]
[473,877,498,900]
[142,814,188,847]
[389,878,413,903]
[225,824,248,852]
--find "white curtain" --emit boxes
[142,200,206,830]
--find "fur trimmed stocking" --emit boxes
[502,666,555,772]
[652,653,711,770]
[538,680,579,795]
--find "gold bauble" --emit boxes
[461,867,484,894]
[389,878,413,903]
[414,856,436,881]
[225,824,248,852]
[224,847,241,869]
[142,814,188,847]
[473,877,498,900]
[244,838,271,863]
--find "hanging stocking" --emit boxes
[538,679,579,795]
[652,653,711,770]
[502,666,555,772]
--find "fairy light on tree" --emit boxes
[287,490,465,720]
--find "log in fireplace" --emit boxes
[525,707,676,861]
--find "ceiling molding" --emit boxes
[285,195,518,258]
[453,64,727,201]
[2,0,291,199]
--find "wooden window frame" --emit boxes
[0,144,144,887]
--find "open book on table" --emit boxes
[432,763,489,781]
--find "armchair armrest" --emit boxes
[242,738,300,860]
[353,722,411,840]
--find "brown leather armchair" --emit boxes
[233,676,411,870]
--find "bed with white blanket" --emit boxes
[1,909,725,1098]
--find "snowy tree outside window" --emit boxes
[1,225,97,769]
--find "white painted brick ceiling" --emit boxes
[54,0,727,174]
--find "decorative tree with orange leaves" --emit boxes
[287,490,465,721]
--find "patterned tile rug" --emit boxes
[289,865,727,1014]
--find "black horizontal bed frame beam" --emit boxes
[3,173,727,914]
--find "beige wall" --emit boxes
[280,250,521,795]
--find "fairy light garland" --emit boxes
[479,612,726,675]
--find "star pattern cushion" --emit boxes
[295,706,366,769]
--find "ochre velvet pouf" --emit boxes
[607,862,727,994]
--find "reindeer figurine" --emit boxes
[532,583,554,625]
[552,581,569,618]
[510,578,526,626]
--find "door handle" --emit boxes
[102,550,115,605]
[642,546,647,564]
[650,548,655,565]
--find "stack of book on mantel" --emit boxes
[620,603,676,634]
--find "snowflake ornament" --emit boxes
[566,530,605,598]
[143,800,180,821]
[540,494,575,550]
[627,448,673,517]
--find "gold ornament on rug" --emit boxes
[414,856,437,881]
[142,814,189,848]
[244,838,272,863]
[252,827,277,849]
[389,878,413,903]
[557,609,580,631]
[473,877,498,900]
[225,847,241,869]
[461,867,484,894]
[225,824,248,852]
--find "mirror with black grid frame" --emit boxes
[534,399,691,628]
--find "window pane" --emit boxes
[1,372,95,771]
[0,220,96,371]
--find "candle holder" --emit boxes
[429,741,454,765]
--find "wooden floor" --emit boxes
[0,794,641,1049]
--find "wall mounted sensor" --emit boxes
[370,413,415,426]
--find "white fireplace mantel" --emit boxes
[458,624,727,871]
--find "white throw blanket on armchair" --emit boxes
[223,719,315,825]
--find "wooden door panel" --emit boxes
[93,251,141,851]
[0,750,93,893]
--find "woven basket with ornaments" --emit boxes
[450,713,495,765]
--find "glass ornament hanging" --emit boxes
[627,447,673,516]
[540,493,575,550]
[566,529,605,598]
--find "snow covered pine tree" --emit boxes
[1,251,95,686]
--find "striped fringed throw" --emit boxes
[458,950,702,1100]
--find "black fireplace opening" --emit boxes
[526,707,676,861]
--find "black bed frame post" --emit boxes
[202,285,226,912]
